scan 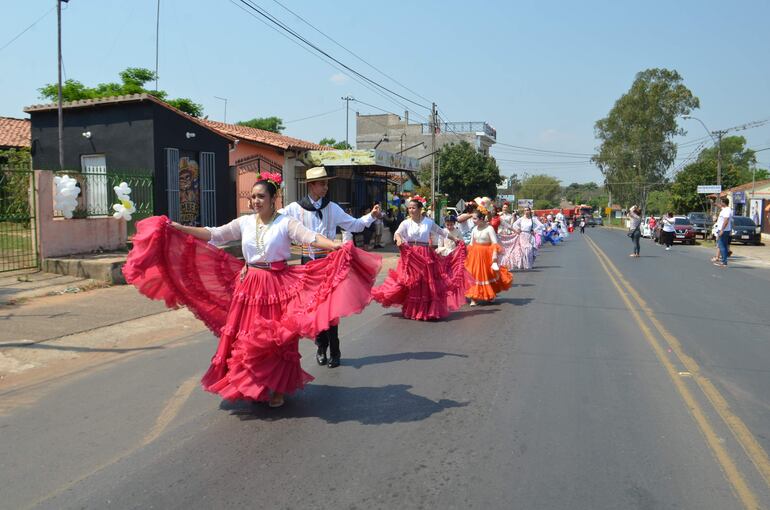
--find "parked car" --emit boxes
[594,215,603,226]
[641,217,653,238]
[585,215,596,227]
[654,216,696,244]
[730,216,762,245]
[686,212,713,239]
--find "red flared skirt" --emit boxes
[371,243,472,321]
[123,216,382,401]
[465,243,513,301]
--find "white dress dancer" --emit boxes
[510,215,543,270]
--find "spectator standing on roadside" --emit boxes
[627,205,642,258]
[372,201,384,248]
[714,197,733,268]
[661,212,675,251]
[579,216,586,234]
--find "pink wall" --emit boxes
[35,170,127,258]
[231,142,286,215]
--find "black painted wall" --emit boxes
[28,99,236,225]
[29,102,155,171]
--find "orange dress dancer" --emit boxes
[464,209,512,305]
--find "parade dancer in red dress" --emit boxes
[123,174,381,408]
[372,197,471,320]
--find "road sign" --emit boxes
[498,194,515,202]
[697,185,722,194]
[518,199,534,208]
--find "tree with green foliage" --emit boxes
[646,189,673,215]
[39,67,203,117]
[670,136,767,212]
[593,68,700,210]
[237,117,285,133]
[318,137,352,149]
[416,141,502,204]
[518,174,562,208]
[0,148,33,222]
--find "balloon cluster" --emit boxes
[112,182,136,221]
[53,175,81,219]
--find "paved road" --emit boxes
[2,229,770,509]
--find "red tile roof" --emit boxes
[23,94,235,142]
[0,117,31,149]
[201,119,331,151]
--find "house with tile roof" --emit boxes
[719,179,770,235]
[201,119,330,215]
[25,94,237,227]
[0,117,31,151]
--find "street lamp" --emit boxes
[682,115,725,188]
[373,136,389,149]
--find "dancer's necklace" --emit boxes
[255,211,278,253]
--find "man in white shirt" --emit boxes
[715,196,732,267]
[280,166,382,367]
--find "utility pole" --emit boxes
[714,129,726,188]
[214,96,228,123]
[431,102,437,220]
[155,0,161,91]
[57,0,68,170]
[341,96,354,148]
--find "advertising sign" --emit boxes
[517,199,534,208]
[697,185,722,194]
[733,191,746,204]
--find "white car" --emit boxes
[640,217,653,238]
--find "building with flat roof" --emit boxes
[356,113,496,160]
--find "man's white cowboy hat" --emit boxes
[303,166,335,183]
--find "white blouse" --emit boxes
[206,214,317,263]
[498,213,515,234]
[512,216,543,233]
[395,217,444,244]
[471,225,499,245]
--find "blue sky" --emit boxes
[2,0,769,183]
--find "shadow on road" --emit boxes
[490,297,534,307]
[344,351,468,369]
[0,342,165,353]
[222,384,468,425]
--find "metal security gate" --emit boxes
[0,166,37,272]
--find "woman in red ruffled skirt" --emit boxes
[123,176,381,408]
[372,198,472,320]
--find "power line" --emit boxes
[234,0,430,110]
[269,0,433,105]
[284,107,345,123]
[0,5,56,52]
[227,0,420,118]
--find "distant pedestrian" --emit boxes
[372,201,384,248]
[627,205,642,257]
[714,197,733,268]
[661,212,675,250]
[579,217,586,234]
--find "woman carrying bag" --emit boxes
[627,206,642,258]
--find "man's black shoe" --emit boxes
[316,353,328,366]
[327,357,340,368]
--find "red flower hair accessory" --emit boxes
[409,194,427,205]
[260,171,283,190]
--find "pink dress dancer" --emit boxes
[510,215,543,270]
[372,215,471,320]
[123,214,381,405]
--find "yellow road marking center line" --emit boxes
[584,234,762,510]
